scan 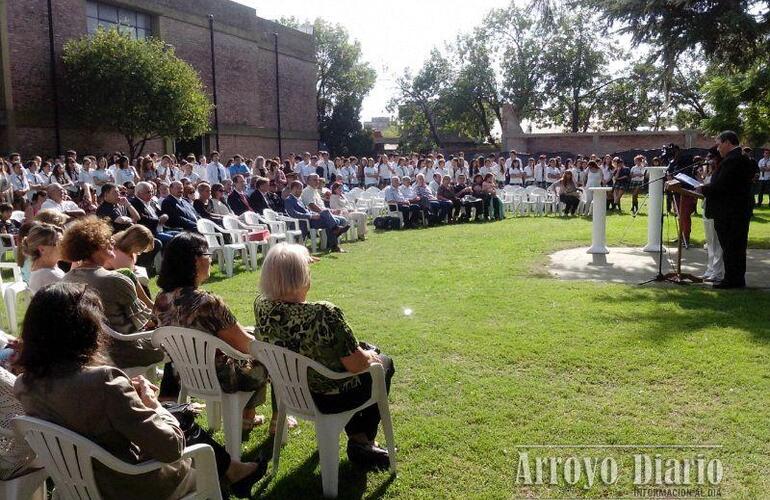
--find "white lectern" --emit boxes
[587,187,612,254]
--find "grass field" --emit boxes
[157,204,770,499]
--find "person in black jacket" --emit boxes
[698,131,758,289]
[130,182,179,245]
[160,181,199,232]
[247,177,271,214]
[227,175,253,216]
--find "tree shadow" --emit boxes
[590,286,770,344]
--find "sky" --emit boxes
[238,0,520,122]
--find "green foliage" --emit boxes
[280,17,376,155]
[701,63,770,147]
[61,29,212,159]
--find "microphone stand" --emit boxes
[639,160,705,286]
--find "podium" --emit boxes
[658,180,703,284]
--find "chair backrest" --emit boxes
[10,211,24,224]
[196,219,222,250]
[152,327,227,399]
[221,215,241,231]
[365,186,380,194]
[241,211,260,226]
[0,262,23,284]
[262,209,278,221]
[250,340,332,419]
[13,416,112,499]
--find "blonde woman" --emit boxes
[23,222,64,294]
[253,243,394,469]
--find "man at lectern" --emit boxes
[698,131,757,289]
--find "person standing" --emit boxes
[756,148,770,207]
[698,131,757,289]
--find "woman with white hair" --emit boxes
[253,243,395,470]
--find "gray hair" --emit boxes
[135,181,153,196]
[260,243,312,301]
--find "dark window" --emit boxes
[86,1,152,40]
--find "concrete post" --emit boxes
[587,187,612,254]
[643,167,668,253]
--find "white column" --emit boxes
[643,166,668,253]
[587,187,612,254]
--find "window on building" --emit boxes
[86,1,152,40]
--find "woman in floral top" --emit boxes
[253,243,395,470]
[154,232,269,433]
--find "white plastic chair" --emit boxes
[0,466,47,500]
[251,340,396,498]
[10,211,25,224]
[255,210,303,244]
[196,219,248,277]
[13,416,222,500]
[0,263,29,335]
[222,215,270,271]
[0,234,17,262]
[152,327,255,460]
[104,326,164,379]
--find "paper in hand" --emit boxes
[674,173,703,188]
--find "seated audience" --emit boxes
[482,173,505,220]
[285,180,349,253]
[227,174,253,216]
[61,217,164,369]
[23,222,64,294]
[254,244,395,469]
[383,177,420,228]
[130,181,177,245]
[454,174,483,221]
[24,190,47,221]
[41,183,86,218]
[13,283,268,498]
[329,182,367,239]
[96,183,140,232]
[247,177,272,214]
[548,170,582,216]
[193,182,225,223]
[154,232,272,433]
[414,173,445,222]
[161,181,199,232]
[209,183,232,216]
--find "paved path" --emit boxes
[548,246,770,289]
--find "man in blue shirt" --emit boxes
[228,154,250,179]
[284,180,349,252]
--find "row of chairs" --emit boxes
[3,326,396,498]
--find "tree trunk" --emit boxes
[421,103,443,148]
[571,88,580,133]
[474,97,496,145]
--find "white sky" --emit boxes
[238,0,521,122]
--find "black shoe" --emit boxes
[347,441,390,470]
[230,457,268,498]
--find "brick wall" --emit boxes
[504,130,715,156]
[0,0,318,159]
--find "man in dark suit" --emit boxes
[247,177,271,214]
[227,174,253,216]
[160,181,199,232]
[131,181,179,245]
[699,131,757,289]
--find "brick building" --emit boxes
[0,0,318,158]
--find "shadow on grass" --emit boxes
[592,286,770,343]
[244,435,394,499]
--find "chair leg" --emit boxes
[378,397,398,473]
[177,387,189,404]
[223,248,234,277]
[223,393,244,460]
[206,399,222,431]
[5,291,16,335]
[271,406,287,475]
[315,418,343,499]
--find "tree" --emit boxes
[61,29,212,159]
[538,7,617,132]
[319,96,374,156]
[389,49,454,149]
[279,18,376,155]
[484,2,546,133]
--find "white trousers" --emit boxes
[703,217,724,279]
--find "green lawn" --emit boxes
[161,204,770,499]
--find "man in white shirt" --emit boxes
[206,151,228,185]
[383,176,420,227]
[534,155,547,187]
[301,174,330,213]
[41,183,85,218]
[363,162,379,187]
[428,173,442,194]
[504,150,521,170]
[10,162,29,208]
[316,151,336,182]
[756,148,770,207]
[300,155,318,184]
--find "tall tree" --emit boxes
[539,7,617,132]
[279,17,376,154]
[484,2,546,133]
[61,29,212,159]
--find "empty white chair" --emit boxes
[251,340,396,498]
[196,219,248,277]
[152,327,255,460]
[9,211,25,225]
[229,213,285,248]
[13,416,222,500]
[0,234,17,262]
[0,263,29,335]
[254,210,302,244]
[0,466,47,500]
[222,215,271,271]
